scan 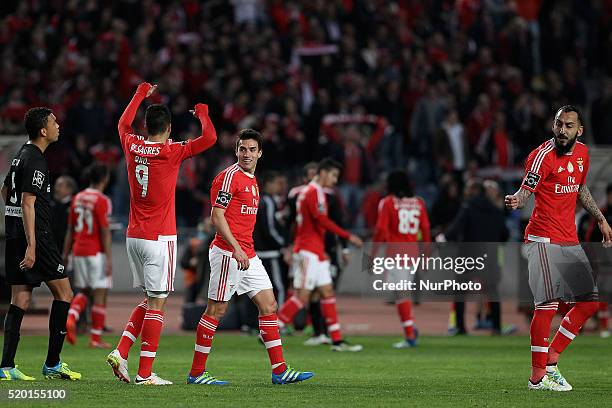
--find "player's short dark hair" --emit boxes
[556,105,584,126]
[145,104,171,136]
[606,183,612,195]
[387,170,414,198]
[24,107,53,140]
[85,163,109,185]
[235,128,263,150]
[317,157,343,173]
[262,170,280,187]
[303,162,318,178]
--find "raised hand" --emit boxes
[190,103,209,118]
[136,82,157,97]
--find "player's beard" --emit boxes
[554,133,577,155]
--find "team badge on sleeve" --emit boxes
[522,171,541,190]
[32,170,45,189]
[216,191,232,208]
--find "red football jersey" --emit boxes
[294,181,350,260]
[210,163,260,258]
[521,138,590,244]
[373,195,431,244]
[120,133,202,240]
[70,188,112,256]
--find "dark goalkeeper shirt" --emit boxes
[4,143,54,241]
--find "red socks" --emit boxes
[138,310,164,379]
[396,299,415,339]
[117,299,147,359]
[549,301,599,355]
[321,297,342,343]
[90,304,106,343]
[259,313,286,375]
[190,315,218,377]
[530,303,558,373]
[67,293,87,324]
[277,296,304,325]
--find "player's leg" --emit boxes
[107,297,147,383]
[44,277,81,380]
[188,245,237,385]
[389,267,417,347]
[116,298,147,358]
[89,253,111,348]
[134,238,177,385]
[304,291,331,346]
[529,301,558,382]
[188,298,229,384]
[238,256,313,384]
[545,245,600,389]
[66,256,90,345]
[318,283,362,352]
[526,243,568,391]
[0,285,36,380]
[66,288,88,346]
[393,294,417,349]
[312,256,361,352]
[1,237,36,380]
[135,294,170,384]
[251,289,286,374]
[548,298,599,364]
[89,288,109,348]
[277,251,313,326]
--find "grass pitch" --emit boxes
[0,333,610,407]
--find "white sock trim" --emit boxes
[122,331,136,342]
[559,325,576,340]
[194,344,211,354]
[530,346,549,353]
[402,320,414,327]
[328,323,340,331]
[140,351,156,358]
[90,328,103,335]
[264,339,282,349]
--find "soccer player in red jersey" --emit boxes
[277,158,364,352]
[63,164,113,349]
[106,82,217,385]
[187,129,313,385]
[505,105,612,391]
[372,170,431,349]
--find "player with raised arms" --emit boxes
[106,82,217,385]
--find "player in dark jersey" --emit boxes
[0,107,81,381]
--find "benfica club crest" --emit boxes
[577,157,584,172]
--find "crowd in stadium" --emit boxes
[1,0,612,229]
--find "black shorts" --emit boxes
[5,232,66,287]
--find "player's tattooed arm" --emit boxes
[505,188,532,210]
[578,184,606,223]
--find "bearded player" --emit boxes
[106,82,217,385]
[505,105,612,391]
[187,129,313,385]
